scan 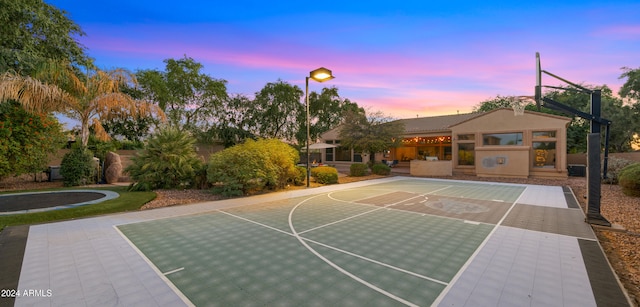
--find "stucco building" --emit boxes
[319,108,571,179]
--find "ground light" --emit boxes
[306,67,335,187]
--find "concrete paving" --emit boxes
[3,176,630,306]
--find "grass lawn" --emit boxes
[0,186,156,232]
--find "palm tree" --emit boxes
[0,72,68,113]
[0,62,165,146]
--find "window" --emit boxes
[457,134,475,141]
[458,143,475,166]
[325,147,334,162]
[533,131,556,138]
[533,142,556,168]
[335,142,352,161]
[482,133,523,146]
[532,130,558,169]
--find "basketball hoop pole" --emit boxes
[535,52,613,226]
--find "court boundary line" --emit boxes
[113,226,195,307]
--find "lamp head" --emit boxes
[309,67,335,82]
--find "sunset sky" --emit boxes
[48,0,640,119]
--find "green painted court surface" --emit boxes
[117,179,526,306]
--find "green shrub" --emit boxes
[126,128,203,191]
[350,163,368,177]
[371,163,391,175]
[60,146,95,186]
[207,139,299,196]
[618,163,640,197]
[291,166,307,186]
[317,171,338,184]
[193,164,210,190]
[604,157,635,184]
[311,166,339,184]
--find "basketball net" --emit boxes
[509,96,535,116]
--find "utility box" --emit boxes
[48,166,63,181]
[568,164,586,177]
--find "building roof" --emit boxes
[393,112,483,134]
[321,108,571,140]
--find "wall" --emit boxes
[568,152,640,164]
[451,109,571,178]
[410,160,452,176]
[46,143,225,172]
[475,146,530,178]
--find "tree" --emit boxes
[474,87,639,153]
[296,87,363,146]
[0,100,66,179]
[619,67,640,149]
[136,56,228,135]
[0,63,165,147]
[208,94,256,147]
[619,67,640,102]
[546,85,637,153]
[0,0,91,75]
[472,95,514,112]
[101,85,157,143]
[246,79,304,140]
[472,95,544,113]
[338,109,404,162]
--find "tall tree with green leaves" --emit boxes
[0,0,91,75]
[474,85,639,153]
[208,94,256,147]
[619,67,640,102]
[247,79,304,140]
[546,85,637,153]
[338,109,404,162]
[0,100,66,179]
[296,87,363,146]
[136,56,228,135]
[618,67,640,149]
[101,84,158,143]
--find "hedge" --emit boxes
[349,163,368,177]
[311,166,339,184]
[619,163,640,197]
[371,163,391,175]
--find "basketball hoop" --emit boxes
[508,96,535,116]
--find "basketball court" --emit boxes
[11,177,630,306]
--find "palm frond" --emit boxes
[0,72,68,113]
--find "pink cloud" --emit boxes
[80,22,631,120]
[592,25,640,39]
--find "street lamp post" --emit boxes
[306,67,335,187]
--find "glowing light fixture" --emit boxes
[309,67,335,83]
[305,67,335,187]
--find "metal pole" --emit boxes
[305,77,310,188]
[586,89,610,226]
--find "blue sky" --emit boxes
[48,0,640,119]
